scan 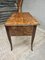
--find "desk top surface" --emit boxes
[5,12,39,26]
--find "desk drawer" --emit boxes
[9,26,33,36]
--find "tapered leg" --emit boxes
[5,26,13,51]
[31,25,37,51]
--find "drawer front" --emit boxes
[9,26,33,36]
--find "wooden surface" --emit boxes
[5,12,39,26]
[17,0,23,12]
[8,26,33,36]
[5,12,38,50]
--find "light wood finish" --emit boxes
[5,12,39,26]
[17,0,23,12]
[5,12,39,51]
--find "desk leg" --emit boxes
[31,25,37,51]
[5,26,13,51]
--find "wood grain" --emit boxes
[17,0,23,12]
[5,12,39,50]
[8,26,33,36]
[5,12,39,26]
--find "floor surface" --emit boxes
[0,25,45,60]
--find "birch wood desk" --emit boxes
[5,12,39,51]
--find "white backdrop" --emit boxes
[22,0,45,30]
